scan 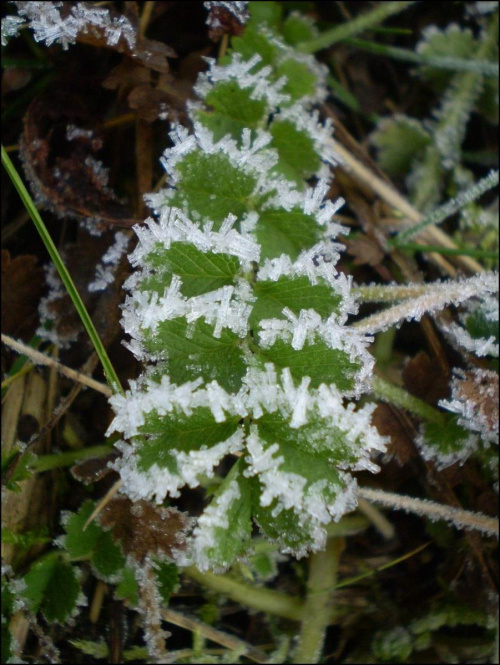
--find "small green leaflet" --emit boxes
[22,552,82,623]
[62,500,125,579]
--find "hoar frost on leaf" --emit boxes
[109,10,387,569]
[13,2,136,50]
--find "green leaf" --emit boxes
[419,414,479,467]
[144,318,247,392]
[416,25,478,89]
[137,407,240,474]
[154,561,179,605]
[258,337,361,391]
[257,410,359,468]
[230,24,279,69]
[275,58,319,103]
[115,565,139,606]
[370,115,431,176]
[168,151,258,227]
[203,80,268,130]
[248,1,283,30]
[1,622,13,664]
[22,552,81,623]
[282,13,317,46]
[141,242,240,298]
[247,429,353,555]
[255,208,323,260]
[465,309,499,344]
[251,275,343,328]
[270,118,320,181]
[193,459,253,570]
[63,500,125,579]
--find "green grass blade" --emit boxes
[344,37,498,77]
[1,144,123,395]
[297,1,417,53]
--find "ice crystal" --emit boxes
[1,15,24,45]
[440,368,499,445]
[13,1,136,50]
[89,231,129,293]
[204,1,250,30]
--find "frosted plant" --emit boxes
[107,10,388,571]
[11,1,136,51]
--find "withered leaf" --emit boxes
[402,351,450,405]
[205,2,249,41]
[454,368,498,437]
[70,451,121,484]
[1,250,45,339]
[98,496,192,563]
[54,1,176,72]
[343,233,385,267]
[20,90,137,230]
[372,402,417,465]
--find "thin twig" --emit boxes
[359,487,498,537]
[162,608,268,664]
[1,334,113,397]
[83,479,123,531]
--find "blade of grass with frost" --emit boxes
[1,145,123,395]
[296,1,417,53]
[393,170,499,245]
[344,37,498,77]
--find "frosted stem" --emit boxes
[297,1,416,53]
[358,488,499,537]
[184,567,304,621]
[352,272,498,334]
[293,537,345,664]
[370,375,445,425]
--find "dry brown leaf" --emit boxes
[98,496,192,563]
[20,90,137,230]
[1,250,45,339]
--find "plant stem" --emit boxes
[31,444,114,473]
[297,1,416,53]
[344,37,498,76]
[371,375,446,425]
[358,487,499,537]
[293,537,345,664]
[183,567,305,622]
[1,145,123,395]
[412,12,499,213]
[352,271,498,334]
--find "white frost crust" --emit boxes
[275,105,341,167]
[109,366,387,494]
[241,366,387,463]
[158,121,279,192]
[257,242,357,321]
[110,429,244,503]
[439,368,499,445]
[257,310,374,396]
[415,424,479,470]
[260,27,329,105]
[129,207,260,268]
[107,375,244,438]
[121,274,254,348]
[14,1,136,50]
[89,231,129,292]
[243,426,359,556]
[194,52,290,109]
[191,478,242,572]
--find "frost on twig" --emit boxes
[359,487,498,538]
[353,271,498,335]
